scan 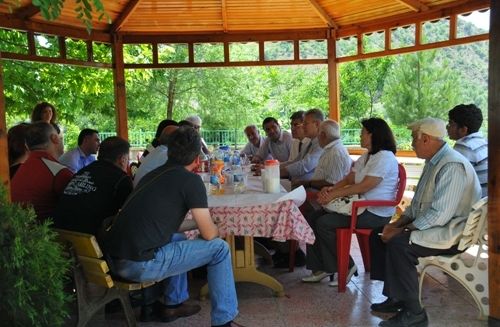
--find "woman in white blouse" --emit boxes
[302,118,399,286]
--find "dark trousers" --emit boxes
[306,210,391,273]
[370,226,461,302]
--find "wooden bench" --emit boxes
[417,197,489,319]
[54,229,155,327]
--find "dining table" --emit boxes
[186,174,315,299]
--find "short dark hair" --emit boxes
[25,121,56,150]
[178,120,194,127]
[8,123,30,165]
[448,104,483,134]
[152,119,178,147]
[361,118,396,154]
[78,128,99,146]
[305,108,325,121]
[31,101,57,124]
[97,137,130,163]
[167,126,201,165]
[290,111,305,121]
[262,117,279,129]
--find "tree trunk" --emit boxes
[166,71,178,119]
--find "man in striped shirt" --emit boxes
[447,104,488,197]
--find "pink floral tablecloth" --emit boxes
[186,199,315,244]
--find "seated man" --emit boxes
[59,128,100,173]
[287,111,310,162]
[102,126,242,327]
[252,117,292,163]
[134,124,178,186]
[241,125,264,158]
[447,104,488,197]
[53,136,133,235]
[370,118,481,327]
[292,119,351,190]
[280,108,324,181]
[11,122,73,222]
[185,114,210,155]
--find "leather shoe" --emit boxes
[379,309,428,327]
[328,264,358,287]
[159,302,201,322]
[371,298,404,313]
[301,271,333,283]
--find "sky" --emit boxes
[459,10,490,31]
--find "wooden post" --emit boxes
[327,34,340,122]
[488,1,500,324]
[112,35,129,140]
[0,54,10,199]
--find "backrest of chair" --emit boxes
[54,228,114,288]
[457,197,488,251]
[395,164,407,204]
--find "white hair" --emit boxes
[320,119,340,141]
[185,115,202,126]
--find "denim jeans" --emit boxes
[111,234,238,325]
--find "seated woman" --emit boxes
[302,117,399,286]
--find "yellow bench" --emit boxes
[54,229,155,327]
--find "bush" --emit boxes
[0,186,72,326]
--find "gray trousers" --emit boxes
[306,209,391,273]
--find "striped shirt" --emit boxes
[453,132,488,197]
[311,139,351,184]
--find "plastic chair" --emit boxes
[335,163,407,292]
[418,197,489,319]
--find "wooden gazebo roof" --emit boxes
[0,0,490,41]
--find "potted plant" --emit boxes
[0,186,71,326]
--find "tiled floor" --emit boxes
[85,244,487,327]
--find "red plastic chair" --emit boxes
[335,163,407,292]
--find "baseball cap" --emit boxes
[408,117,447,138]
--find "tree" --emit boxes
[383,50,461,125]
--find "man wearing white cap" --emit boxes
[369,117,481,327]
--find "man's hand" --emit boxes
[380,223,404,243]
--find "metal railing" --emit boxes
[100,128,412,149]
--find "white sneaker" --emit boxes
[328,264,358,287]
[301,271,333,283]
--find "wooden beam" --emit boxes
[14,3,40,20]
[306,0,338,29]
[0,14,111,43]
[0,53,9,199]
[337,32,488,63]
[395,0,429,12]
[0,52,112,69]
[110,0,141,33]
[112,36,128,141]
[221,0,228,32]
[124,58,327,69]
[327,36,339,122]
[488,0,500,323]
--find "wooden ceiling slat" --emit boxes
[110,0,141,32]
[306,0,338,28]
[14,3,40,20]
[396,0,430,11]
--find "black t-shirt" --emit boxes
[53,160,133,235]
[103,163,208,261]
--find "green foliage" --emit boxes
[383,50,461,125]
[0,186,72,326]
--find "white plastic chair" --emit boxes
[418,197,489,319]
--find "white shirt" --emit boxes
[352,150,399,217]
[288,137,310,162]
[133,145,168,187]
[312,139,351,184]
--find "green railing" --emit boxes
[100,128,413,149]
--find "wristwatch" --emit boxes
[403,227,412,233]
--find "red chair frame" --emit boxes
[336,163,407,292]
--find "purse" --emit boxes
[322,194,366,216]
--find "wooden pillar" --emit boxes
[0,54,10,199]
[112,35,129,140]
[488,1,500,324]
[327,33,340,122]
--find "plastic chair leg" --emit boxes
[336,228,352,293]
[355,229,372,272]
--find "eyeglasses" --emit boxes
[291,123,303,128]
[193,125,201,130]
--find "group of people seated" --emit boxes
[6,100,487,327]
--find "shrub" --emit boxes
[0,186,72,326]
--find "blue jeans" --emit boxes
[111,234,238,325]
